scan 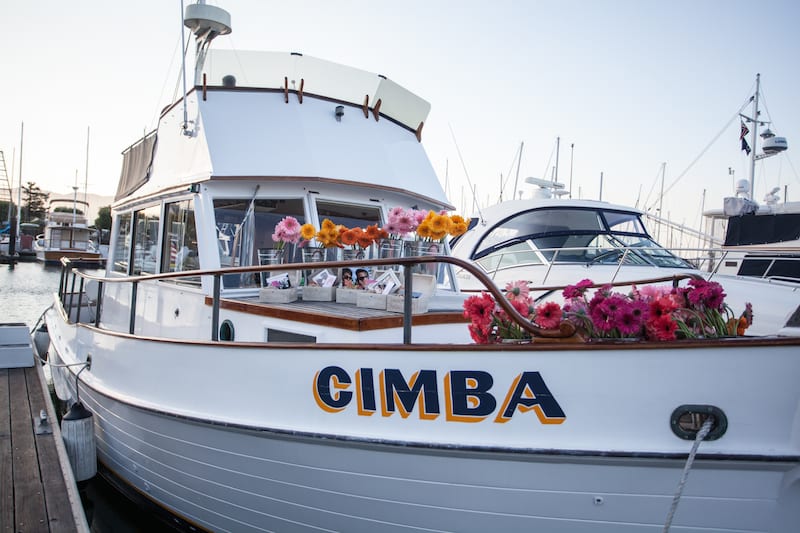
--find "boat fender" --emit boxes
[61,402,97,481]
[33,324,50,362]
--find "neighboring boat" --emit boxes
[693,74,796,282]
[703,187,800,282]
[449,185,800,337]
[43,3,799,531]
[33,198,104,267]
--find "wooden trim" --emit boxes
[202,73,207,101]
[297,78,304,104]
[74,318,800,352]
[372,98,382,121]
[284,77,289,103]
[207,296,467,331]
[362,94,369,118]
[415,121,424,142]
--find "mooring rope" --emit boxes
[663,416,715,532]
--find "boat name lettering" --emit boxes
[313,366,566,424]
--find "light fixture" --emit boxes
[335,105,344,121]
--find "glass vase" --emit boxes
[378,239,404,271]
[258,248,285,287]
[404,241,442,276]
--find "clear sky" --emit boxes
[2,0,798,231]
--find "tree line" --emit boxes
[0,181,111,230]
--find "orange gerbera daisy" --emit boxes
[340,228,360,247]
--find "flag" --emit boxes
[740,122,751,155]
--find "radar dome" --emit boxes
[735,179,750,195]
[762,136,788,154]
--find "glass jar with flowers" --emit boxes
[299,218,340,263]
[264,215,301,264]
[340,224,386,262]
[379,207,414,269]
[406,210,469,274]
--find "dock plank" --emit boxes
[0,364,81,532]
[1,369,13,533]
[25,367,77,533]
[9,367,49,532]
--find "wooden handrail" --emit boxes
[58,255,711,343]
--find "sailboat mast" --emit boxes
[84,126,90,205]
[748,73,760,200]
[512,141,523,200]
[554,136,560,184]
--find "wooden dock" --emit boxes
[1,324,88,532]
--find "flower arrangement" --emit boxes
[561,278,753,341]
[463,281,565,344]
[383,207,419,239]
[340,224,389,251]
[463,278,754,344]
[383,207,468,242]
[299,218,343,248]
[271,216,301,250]
[416,210,468,242]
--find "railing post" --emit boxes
[212,274,221,341]
[76,277,85,323]
[129,281,138,335]
[59,263,67,300]
[94,281,104,327]
[403,266,413,344]
[68,272,77,322]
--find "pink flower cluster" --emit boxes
[462,281,563,344]
[382,207,428,238]
[562,278,751,341]
[463,277,753,344]
[271,216,301,249]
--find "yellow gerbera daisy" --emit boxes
[300,223,317,241]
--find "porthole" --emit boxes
[219,320,235,341]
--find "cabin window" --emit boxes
[315,201,382,230]
[112,212,133,274]
[214,198,306,288]
[132,206,161,276]
[162,199,199,278]
[476,242,542,272]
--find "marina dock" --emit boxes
[1,323,88,532]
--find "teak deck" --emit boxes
[0,364,87,532]
[213,296,468,331]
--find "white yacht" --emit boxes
[42,3,800,531]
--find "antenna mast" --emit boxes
[748,73,760,200]
[181,1,232,134]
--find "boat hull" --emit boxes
[35,249,104,267]
[46,314,800,532]
[70,386,800,533]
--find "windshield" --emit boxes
[473,207,692,269]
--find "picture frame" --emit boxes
[367,270,402,295]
